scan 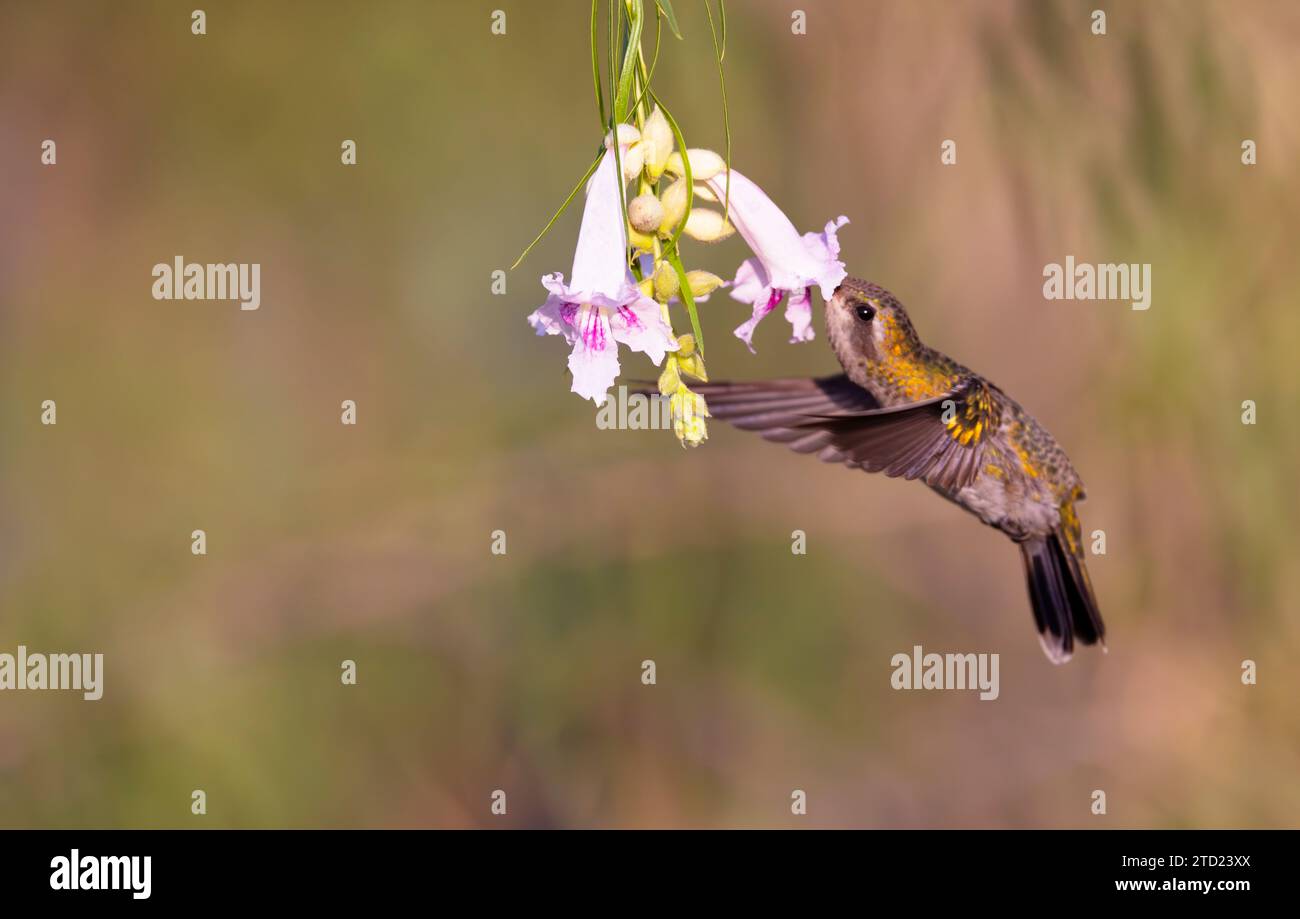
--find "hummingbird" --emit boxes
[692,278,1104,663]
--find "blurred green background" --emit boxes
[1,0,1297,828]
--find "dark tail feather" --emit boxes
[1019,532,1105,664]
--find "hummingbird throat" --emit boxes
[867,317,957,403]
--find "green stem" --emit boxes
[607,0,631,249]
[626,10,662,122]
[648,93,692,249]
[663,243,704,354]
[704,0,731,220]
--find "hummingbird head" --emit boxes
[826,278,950,402]
[826,278,921,363]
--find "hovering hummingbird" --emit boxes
[693,278,1104,663]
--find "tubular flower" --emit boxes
[702,168,849,352]
[528,145,676,405]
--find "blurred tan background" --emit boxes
[1,0,1297,827]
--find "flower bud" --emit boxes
[670,388,710,447]
[658,178,688,234]
[689,181,733,212]
[628,194,664,234]
[619,142,645,182]
[677,350,708,382]
[685,270,725,298]
[637,277,655,299]
[627,226,657,252]
[652,260,680,301]
[692,183,718,203]
[673,336,707,381]
[604,124,642,149]
[675,415,708,447]
[683,209,735,243]
[665,148,726,181]
[657,358,682,397]
[641,106,675,180]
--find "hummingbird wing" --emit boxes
[694,375,997,492]
[688,374,883,422]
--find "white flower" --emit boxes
[528,147,676,405]
[703,168,848,352]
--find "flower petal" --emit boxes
[553,149,638,305]
[566,304,620,405]
[733,288,784,354]
[704,169,820,292]
[784,286,815,344]
[706,168,851,304]
[801,215,850,300]
[610,299,677,365]
[527,294,579,345]
[728,255,771,307]
[705,171,803,286]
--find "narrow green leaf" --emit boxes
[608,0,618,121]
[665,246,705,356]
[704,0,731,219]
[655,0,683,39]
[651,93,702,353]
[718,0,726,58]
[510,152,603,271]
[608,0,631,238]
[614,0,644,121]
[626,9,662,118]
[590,0,606,129]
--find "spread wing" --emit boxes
[690,374,999,493]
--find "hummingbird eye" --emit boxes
[854,303,877,322]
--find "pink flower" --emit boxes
[704,169,848,352]
[529,148,676,405]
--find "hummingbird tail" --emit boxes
[1019,531,1105,664]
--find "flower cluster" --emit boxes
[524,3,848,447]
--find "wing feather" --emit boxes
[681,374,999,492]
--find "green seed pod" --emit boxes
[685,270,725,298]
[652,261,680,301]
